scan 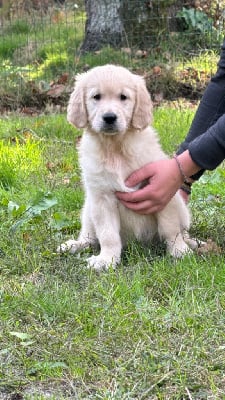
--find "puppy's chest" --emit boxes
[81,152,131,192]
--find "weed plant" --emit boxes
[0,106,224,399]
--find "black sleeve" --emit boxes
[177,38,225,178]
[188,113,225,170]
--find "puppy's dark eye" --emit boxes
[120,94,127,101]
[93,94,101,100]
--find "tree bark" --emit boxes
[81,0,124,52]
[80,0,179,52]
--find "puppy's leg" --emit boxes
[57,200,97,254]
[87,196,122,271]
[157,199,191,258]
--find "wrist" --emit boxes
[173,154,192,184]
[174,150,200,181]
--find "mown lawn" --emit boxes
[0,108,224,399]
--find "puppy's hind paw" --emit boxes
[172,246,193,258]
[57,239,81,254]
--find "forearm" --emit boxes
[188,114,225,170]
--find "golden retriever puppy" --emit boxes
[58,64,194,270]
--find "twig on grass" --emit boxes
[139,371,173,399]
[185,386,194,400]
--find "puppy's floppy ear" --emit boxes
[132,76,153,130]
[67,73,87,128]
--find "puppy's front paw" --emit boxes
[168,240,193,258]
[87,255,120,271]
[172,245,193,258]
[57,239,82,254]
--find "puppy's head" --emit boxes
[67,65,153,134]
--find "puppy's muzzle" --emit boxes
[102,112,118,133]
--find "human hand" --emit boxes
[116,158,184,214]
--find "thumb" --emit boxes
[126,163,154,187]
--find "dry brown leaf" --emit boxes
[152,66,161,75]
[51,11,65,24]
[197,239,222,255]
[46,161,56,171]
[47,84,65,98]
[21,107,38,116]
[57,73,69,85]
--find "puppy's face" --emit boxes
[67,65,153,134]
[86,79,135,135]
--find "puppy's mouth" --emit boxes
[101,112,119,135]
[101,125,119,135]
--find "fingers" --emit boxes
[116,184,164,214]
[119,198,163,214]
[116,185,152,203]
[125,164,154,187]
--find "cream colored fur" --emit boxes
[58,64,194,270]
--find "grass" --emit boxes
[0,106,224,399]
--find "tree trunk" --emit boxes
[81,0,179,52]
[81,0,124,52]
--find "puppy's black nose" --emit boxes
[103,112,117,125]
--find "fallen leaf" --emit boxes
[152,66,161,75]
[21,107,38,116]
[57,72,69,84]
[51,10,65,23]
[47,84,65,98]
[22,130,33,140]
[46,161,56,171]
[197,239,222,255]
[23,232,32,242]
